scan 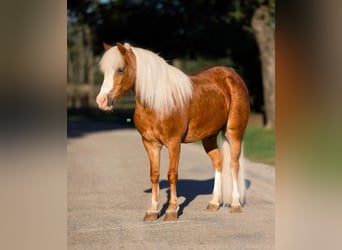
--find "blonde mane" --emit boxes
[99,44,193,116]
[130,45,193,116]
[129,44,192,115]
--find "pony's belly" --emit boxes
[183,125,224,143]
[183,113,227,143]
[183,89,228,143]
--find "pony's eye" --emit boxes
[116,67,125,73]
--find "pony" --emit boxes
[96,42,250,221]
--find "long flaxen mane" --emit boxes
[101,43,193,116]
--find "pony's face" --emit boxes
[96,43,136,111]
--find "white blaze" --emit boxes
[98,69,114,96]
[98,45,125,98]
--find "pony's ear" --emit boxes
[116,42,127,55]
[103,42,112,51]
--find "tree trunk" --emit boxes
[67,48,75,83]
[68,24,98,107]
[76,26,85,84]
[83,25,96,106]
[251,5,275,129]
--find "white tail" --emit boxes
[221,135,246,206]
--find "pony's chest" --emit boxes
[133,108,188,143]
[132,108,161,141]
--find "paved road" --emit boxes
[67,120,274,250]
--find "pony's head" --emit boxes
[96,42,136,111]
[96,42,193,115]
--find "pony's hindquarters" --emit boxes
[221,135,246,206]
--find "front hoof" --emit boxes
[207,203,220,212]
[163,211,178,221]
[143,212,158,221]
[230,204,242,213]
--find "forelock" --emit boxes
[99,46,125,73]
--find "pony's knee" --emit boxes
[230,160,239,171]
[150,173,159,184]
[208,149,223,172]
[213,157,223,172]
[167,171,178,184]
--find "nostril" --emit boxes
[96,95,107,106]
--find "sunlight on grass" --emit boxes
[244,126,275,166]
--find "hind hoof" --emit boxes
[230,204,242,213]
[207,203,220,212]
[163,211,178,221]
[143,212,158,221]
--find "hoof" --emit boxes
[207,203,220,212]
[230,204,242,213]
[143,212,158,221]
[163,211,178,221]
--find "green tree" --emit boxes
[227,0,275,128]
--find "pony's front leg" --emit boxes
[142,139,162,221]
[164,141,181,221]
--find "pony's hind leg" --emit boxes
[202,135,223,212]
[225,128,245,213]
[142,139,162,221]
[222,71,249,213]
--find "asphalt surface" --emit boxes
[67,120,274,250]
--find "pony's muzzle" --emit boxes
[96,94,113,111]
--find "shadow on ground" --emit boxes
[67,108,135,138]
[144,178,251,218]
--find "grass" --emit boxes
[244,126,275,166]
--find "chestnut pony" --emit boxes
[96,42,250,221]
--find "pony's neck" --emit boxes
[130,46,193,116]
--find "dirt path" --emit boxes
[67,120,274,249]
